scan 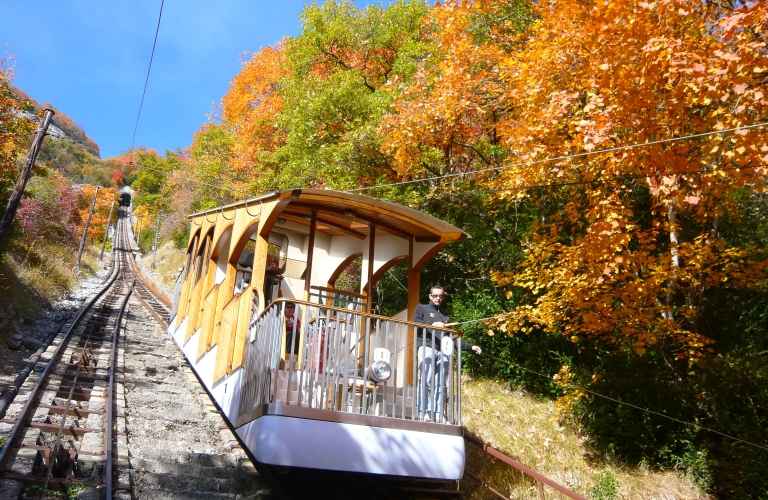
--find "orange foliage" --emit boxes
[488,0,768,360]
[75,185,117,243]
[0,55,33,183]
[380,0,515,177]
[221,43,289,173]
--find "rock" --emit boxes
[22,338,41,351]
[5,338,22,350]
[75,487,100,500]
[0,478,24,500]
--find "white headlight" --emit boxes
[368,360,391,383]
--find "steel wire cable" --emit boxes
[350,121,768,193]
[473,351,768,452]
[123,121,767,203]
[130,0,165,157]
[39,286,128,499]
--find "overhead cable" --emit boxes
[128,121,767,205]
[442,163,763,197]
[131,0,166,156]
[350,121,768,193]
[476,352,768,452]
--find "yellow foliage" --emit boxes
[481,0,768,360]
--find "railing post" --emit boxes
[457,336,462,426]
[412,319,418,421]
[361,316,371,414]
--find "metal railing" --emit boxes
[237,297,463,426]
[309,285,364,311]
[464,434,587,500]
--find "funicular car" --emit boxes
[169,189,470,480]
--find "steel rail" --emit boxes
[0,241,119,421]
[106,283,131,498]
[39,280,128,499]
[120,208,171,310]
[0,255,120,470]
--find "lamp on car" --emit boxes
[367,360,392,383]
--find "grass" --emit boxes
[0,242,103,344]
[138,240,186,298]
[0,258,43,323]
[12,243,104,301]
[461,377,709,500]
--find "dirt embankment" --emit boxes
[0,250,110,400]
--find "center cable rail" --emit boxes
[119,212,172,330]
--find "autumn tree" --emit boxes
[10,86,100,156]
[484,0,768,362]
[380,0,532,182]
[273,0,430,190]
[182,124,239,208]
[73,184,117,245]
[0,55,34,226]
[16,169,80,247]
[109,150,139,187]
[222,43,289,177]
[129,148,181,214]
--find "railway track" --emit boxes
[0,208,268,499]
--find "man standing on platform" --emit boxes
[414,285,481,423]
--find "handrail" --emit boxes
[239,297,465,426]
[259,297,461,336]
[310,285,366,299]
[464,434,587,500]
[220,206,235,221]
[204,209,218,223]
[244,198,262,217]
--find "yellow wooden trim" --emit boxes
[210,266,235,350]
[197,284,220,360]
[175,272,191,328]
[214,292,242,381]
[231,284,254,371]
[185,279,203,343]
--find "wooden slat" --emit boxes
[214,293,242,382]
[197,284,220,359]
[185,279,203,342]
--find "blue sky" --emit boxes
[1,1,376,159]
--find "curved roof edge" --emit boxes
[187,189,469,242]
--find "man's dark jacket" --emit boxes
[413,302,473,351]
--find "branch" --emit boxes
[450,197,524,246]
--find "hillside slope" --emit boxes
[11,85,120,185]
[461,377,708,500]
